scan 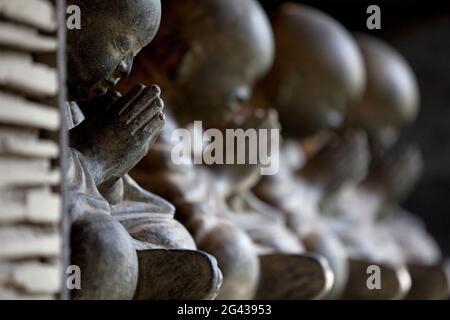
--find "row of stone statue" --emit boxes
[66,0,449,300]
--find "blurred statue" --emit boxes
[369,143,449,299]
[347,35,449,299]
[349,34,420,152]
[213,107,333,300]
[121,0,270,300]
[324,34,423,299]
[124,0,332,299]
[251,3,367,299]
[66,0,221,300]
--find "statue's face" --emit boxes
[67,0,161,100]
[353,104,404,151]
[173,32,273,125]
[351,35,419,149]
[259,4,365,139]
[207,106,280,193]
[366,143,423,202]
[302,129,370,198]
[151,0,274,125]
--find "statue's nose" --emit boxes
[117,55,134,78]
[235,86,250,104]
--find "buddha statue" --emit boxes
[323,34,423,299]
[208,107,334,300]
[349,35,449,299]
[368,143,449,299]
[117,0,270,300]
[121,0,332,299]
[349,34,420,153]
[250,3,367,299]
[66,0,221,300]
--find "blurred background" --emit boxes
[259,0,450,255]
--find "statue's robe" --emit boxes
[381,206,441,265]
[326,184,406,267]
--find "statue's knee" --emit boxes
[195,221,260,299]
[303,232,349,298]
[71,213,138,299]
[121,215,196,250]
[249,225,304,254]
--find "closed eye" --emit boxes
[114,36,131,56]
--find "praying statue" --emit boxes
[66,0,221,300]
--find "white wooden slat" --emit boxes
[0,22,57,52]
[0,226,61,260]
[0,0,57,32]
[0,92,59,130]
[0,51,58,97]
[0,261,61,294]
[0,129,59,158]
[0,188,61,224]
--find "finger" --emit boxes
[142,111,165,135]
[131,100,165,136]
[125,85,162,124]
[131,112,165,157]
[128,95,164,128]
[111,90,122,102]
[118,84,146,115]
[137,112,165,145]
[125,85,161,123]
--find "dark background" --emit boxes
[259,1,450,255]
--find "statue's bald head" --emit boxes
[258,3,366,139]
[67,0,161,100]
[140,0,274,125]
[351,34,419,149]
